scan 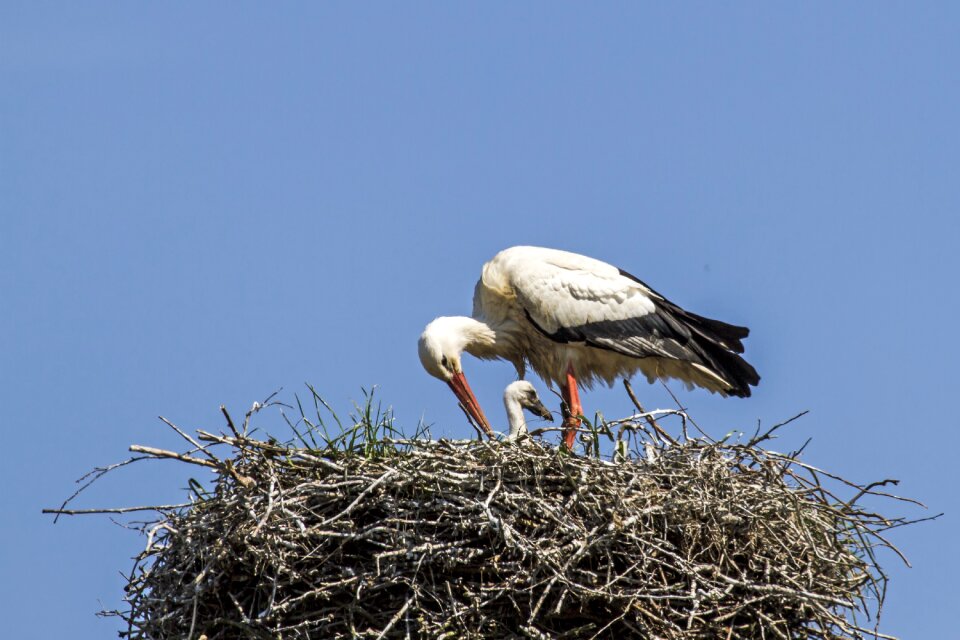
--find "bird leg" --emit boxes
[561,364,582,451]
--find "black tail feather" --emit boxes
[684,311,750,354]
[702,342,760,397]
[617,268,751,353]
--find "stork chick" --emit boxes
[502,380,553,442]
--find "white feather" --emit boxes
[484,246,658,333]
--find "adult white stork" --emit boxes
[418,246,759,448]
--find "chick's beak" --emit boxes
[447,371,494,438]
[527,398,554,422]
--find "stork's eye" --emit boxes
[441,355,449,368]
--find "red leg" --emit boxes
[561,364,582,450]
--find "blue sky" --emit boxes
[2,4,957,637]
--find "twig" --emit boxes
[43,504,191,516]
[624,379,677,445]
[128,445,219,469]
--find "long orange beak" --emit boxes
[447,371,494,438]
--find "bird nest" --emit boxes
[50,395,920,640]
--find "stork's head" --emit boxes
[503,380,553,442]
[503,381,553,422]
[418,316,496,436]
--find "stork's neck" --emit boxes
[503,395,527,440]
[457,316,508,358]
[460,315,526,379]
[422,315,523,378]
[449,317,492,351]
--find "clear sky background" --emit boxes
[2,4,957,638]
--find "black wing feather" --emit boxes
[618,268,749,353]
[524,270,760,397]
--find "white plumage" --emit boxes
[502,380,553,442]
[419,246,759,447]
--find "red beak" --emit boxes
[447,371,494,438]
